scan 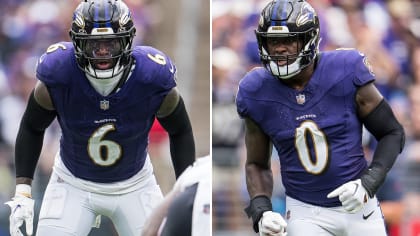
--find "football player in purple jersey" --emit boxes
[236,0,405,235]
[5,1,196,235]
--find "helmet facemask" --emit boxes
[72,31,134,79]
[257,26,319,79]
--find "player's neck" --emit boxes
[86,73,122,96]
[281,63,314,91]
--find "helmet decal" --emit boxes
[296,3,316,27]
[73,13,86,32]
[119,12,131,29]
[258,14,264,28]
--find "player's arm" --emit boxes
[356,82,405,198]
[141,188,180,236]
[156,87,195,178]
[5,81,56,236]
[243,117,282,233]
[16,81,56,185]
[327,82,405,213]
[244,117,273,199]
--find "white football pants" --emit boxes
[285,196,387,236]
[36,171,163,236]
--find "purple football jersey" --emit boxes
[36,42,176,183]
[236,49,375,207]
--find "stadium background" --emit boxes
[0,0,209,235]
[212,0,420,235]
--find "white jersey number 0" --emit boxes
[295,120,329,174]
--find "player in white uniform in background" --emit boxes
[142,155,211,236]
[5,0,196,235]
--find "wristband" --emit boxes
[244,195,272,232]
[360,167,385,198]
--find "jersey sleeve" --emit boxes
[132,46,178,113]
[133,46,177,91]
[352,51,376,87]
[235,69,263,119]
[36,42,74,87]
[236,84,249,119]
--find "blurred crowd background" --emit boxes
[0,0,209,235]
[212,0,420,235]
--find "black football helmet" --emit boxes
[69,0,136,79]
[255,0,320,79]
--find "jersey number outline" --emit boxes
[46,43,67,53]
[295,120,329,174]
[88,123,122,166]
[147,53,166,65]
[38,43,67,65]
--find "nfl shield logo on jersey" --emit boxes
[100,100,110,110]
[296,94,306,105]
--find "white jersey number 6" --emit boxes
[88,123,122,166]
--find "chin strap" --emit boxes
[110,57,135,94]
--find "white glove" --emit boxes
[5,184,34,236]
[258,211,287,236]
[327,179,368,213]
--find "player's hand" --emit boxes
[327,179,368,213]
[258,211,287,236]
[5,184,34,236]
